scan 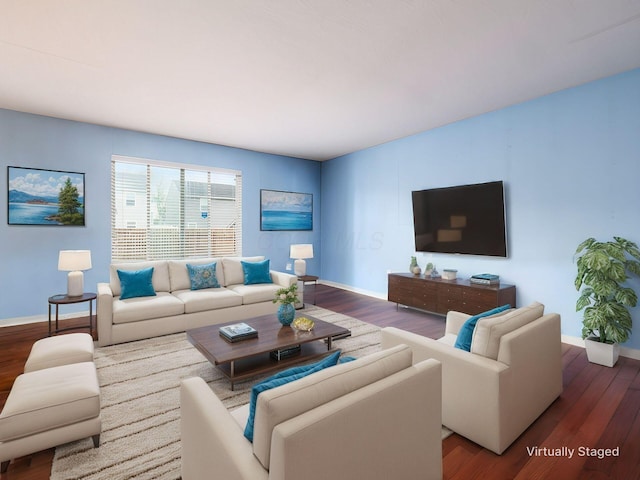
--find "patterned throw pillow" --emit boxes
[186,262,220,290]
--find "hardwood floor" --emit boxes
[1,284,639,479]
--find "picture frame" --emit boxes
[260,189,312,231]
[7,166,86,226]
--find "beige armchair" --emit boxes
[181,344,443,480]
[381,303,563,454]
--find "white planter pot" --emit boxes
[584,337,620,367]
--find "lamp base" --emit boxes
[67,271,84,297]
[294,259,307,276]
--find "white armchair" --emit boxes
[181,345,443,480]
[381,303,562,454]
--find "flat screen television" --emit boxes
[411,181,507,257]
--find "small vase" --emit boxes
[277,303,296,326]
[409,256,418,273]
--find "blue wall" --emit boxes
[3,69,640,350]
[321,68,640,350]
[0,110,320,320]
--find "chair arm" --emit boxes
[445,310,471,336]
[497,314,563,424]
[180,377,267,480]
[269,359,442,480]
[270,270,297,288]
[96,283,114,347]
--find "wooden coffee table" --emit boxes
[186,313,350,390]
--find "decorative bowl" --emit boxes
[292,316,315,332]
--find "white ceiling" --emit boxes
[1,1,639,161]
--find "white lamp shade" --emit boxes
[290,244,313,260]
[58,250,92,271]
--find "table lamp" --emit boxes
[58,250,92,297]
[290,244,313,276]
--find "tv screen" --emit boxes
[412,181,507,257]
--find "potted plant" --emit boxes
[273,284,299,326]
[575,237,640,366]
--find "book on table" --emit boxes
[219,322,258,342]
[470,273,500,285]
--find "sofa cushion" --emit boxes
[227,283,281,305]
[110,260,170,296]
[252,344,413,469]
[244,351,342,442]
[172,288,243,314]
[168,258,223,292]
[471,302,545,360]
[117,267,157,300]
[454,304,511,351]
[112,292,185,324]
[187,262,221,290]
[221,256,265,286]
[24,333,94,373]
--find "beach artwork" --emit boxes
[8,166,85,226]
[261,189,312,231]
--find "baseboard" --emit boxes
[0,310,89,327]
[318,279,388,301]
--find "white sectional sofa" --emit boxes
[97,256,297,346]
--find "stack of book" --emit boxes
[470,273,500,285]
[219,322,258,343]
[270,345,301,361]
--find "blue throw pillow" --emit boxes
[117,267,156,300]
[186,262,220,290]
[454,304,511,352]
[243,350,342,442]
[241,259,273,285]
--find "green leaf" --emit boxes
[615,287,638,307]
[575,238,596,255]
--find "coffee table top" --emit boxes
[186,313,350,365]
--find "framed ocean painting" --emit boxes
[7,166,85,226]
[260,189,312,231]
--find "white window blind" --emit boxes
[111,156,242,261]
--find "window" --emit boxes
[111,155,242,261]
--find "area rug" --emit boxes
[50,306,449,479]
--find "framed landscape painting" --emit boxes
[7,166,85,226]
[260,189,312,231]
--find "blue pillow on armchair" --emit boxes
[454,304,511,352]
[243,350,342,442]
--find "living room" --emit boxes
[1,2,640,479]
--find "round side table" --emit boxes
[48,292,97,336]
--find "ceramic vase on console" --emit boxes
[409,256,418,273]
[277,303,296,326]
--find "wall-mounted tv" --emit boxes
[412,181,507,257]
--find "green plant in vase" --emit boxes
[273,284,299,326]
[575,236,640,366]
